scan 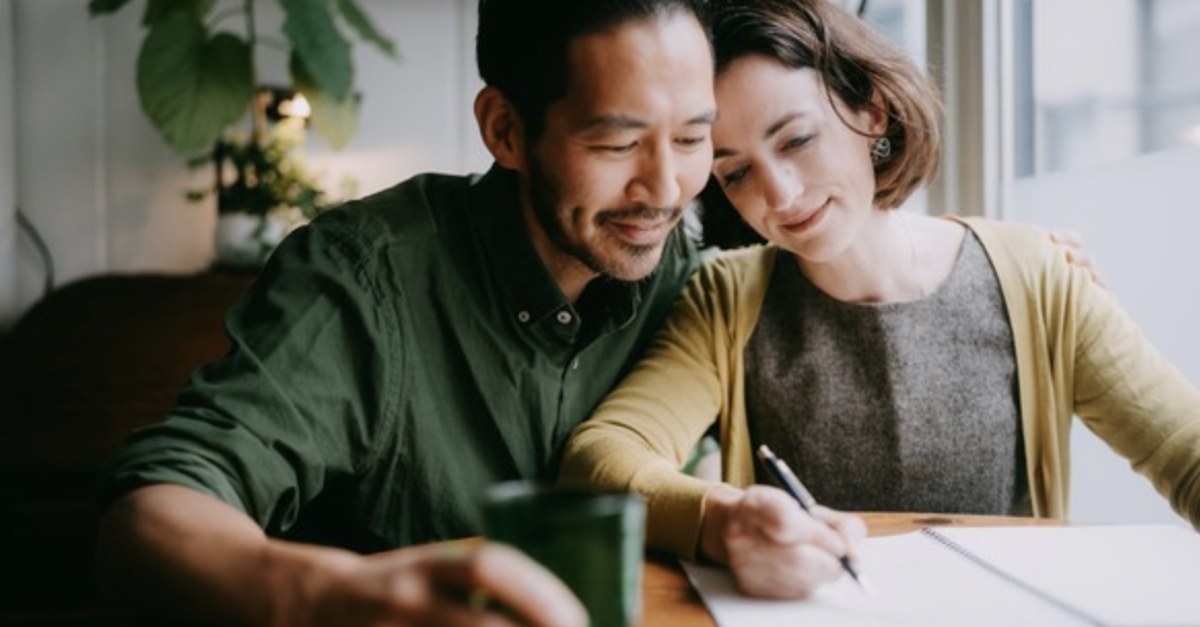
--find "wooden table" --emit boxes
[637,512,1065,627]
[3,513,1058,627]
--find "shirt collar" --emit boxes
[470,165,644,343]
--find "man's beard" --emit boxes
[527,154,682,282]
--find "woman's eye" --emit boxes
[782,135,814,152]
[721,166,750,187]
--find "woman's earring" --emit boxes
[871,136,892,163]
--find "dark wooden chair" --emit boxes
[0,272,253,625]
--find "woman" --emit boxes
[560,0,1200,600]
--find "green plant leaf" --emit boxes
[291,54,358,149]
[279,0,353,100]
[335,0,397,58]
[306,88,358,150]
[136,13,253,154]
[88,0,137,17]
[142,0,218,27]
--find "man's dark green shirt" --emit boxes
[101,166,700,551]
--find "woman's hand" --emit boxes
[698,485,866,599]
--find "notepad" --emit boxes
[682,525,1200,627]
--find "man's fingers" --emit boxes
[416,602,525,627]
[428,544,587,627]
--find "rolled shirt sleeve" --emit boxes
[99,214,398,535]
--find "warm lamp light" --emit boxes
[277,93,312,119]
[258,85,311,124]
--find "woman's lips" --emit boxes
[780,200,830,235]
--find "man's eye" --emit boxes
[676,136,707,148]
[593,142,637,154]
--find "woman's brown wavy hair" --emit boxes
[701,0,943,249]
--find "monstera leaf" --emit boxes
[91,0,395,156]
[335,0,397,58]
[280,0,354,100]
[136,12,253,154]
[291,55,358,150]
[88,0,216,26]
[139,0,218,26]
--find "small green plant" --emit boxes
[88,0,396,154]
[187,118,353,219]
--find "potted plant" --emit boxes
[190,113,358,269]
[88,0,395,267]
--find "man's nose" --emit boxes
[627,145,682,209]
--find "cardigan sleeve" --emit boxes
[559,253,756,559]
[1061,247,1200,528]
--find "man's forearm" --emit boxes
[96,484,355,627]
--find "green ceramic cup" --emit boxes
[481,481,646,627]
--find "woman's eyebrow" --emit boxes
[713,110,806,160]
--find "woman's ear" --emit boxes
[866,90,889,136]
[474,86,526,171]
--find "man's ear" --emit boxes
[474,86,527,171]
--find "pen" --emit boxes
[756,444,874,595]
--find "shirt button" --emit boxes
[517,311,531,323]
[556,311,572,324]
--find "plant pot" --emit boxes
[214,211,293,270]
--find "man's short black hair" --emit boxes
[476,0,710,141]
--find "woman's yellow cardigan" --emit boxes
[560,218,1200,559]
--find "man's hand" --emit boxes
[698,485,865,599]
[97,485,586,627]
[304,542,588,627]
[1050,229,1103,285]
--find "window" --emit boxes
[1014,0,1200,177]
[861,0,927,69]
[1003,0,1200,528]
[860,0,929,213]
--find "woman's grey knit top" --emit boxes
[745,232,1031,515]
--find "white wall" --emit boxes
[1,0,18,327]
[5,0,489,330]
[1010,147,1200,527]
[15,0,113,318]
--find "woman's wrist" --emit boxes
[698,484,744,565]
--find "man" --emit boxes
[96,0,715,624]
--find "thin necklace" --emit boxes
[899,211,927,299]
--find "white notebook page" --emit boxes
[683,525,1200,627]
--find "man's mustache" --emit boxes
[596,206,683,225]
